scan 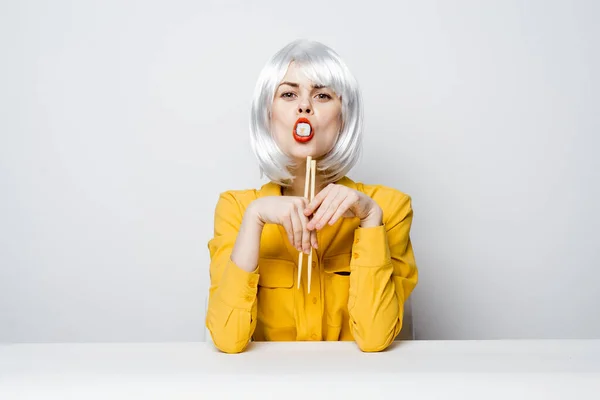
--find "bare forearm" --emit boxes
[230,205,264,272]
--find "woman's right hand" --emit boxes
[248,196,317,254]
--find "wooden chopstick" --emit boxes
[297,156,313,289]
[307,159,316,293]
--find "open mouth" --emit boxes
[293,118,314,143]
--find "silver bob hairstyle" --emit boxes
[249,39,363,186]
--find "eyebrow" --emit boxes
[278,81,327,90]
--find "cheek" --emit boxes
[270,105,288,133]
[318,113,342,147]
[270,111,296,151]
[270,103,283,124]
[320,109,342,134]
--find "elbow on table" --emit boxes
[206,320,250,354]
[353,328,397,352]
[352,321,400,352]
[210,332,250,354]
[205,307,253,354]
[355,336,394,353]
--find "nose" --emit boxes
[297,98,313,115]
[298,105,312,114]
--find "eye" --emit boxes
[316,93,332,100]
[281,92,296,98]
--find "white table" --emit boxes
[1,340,599,399]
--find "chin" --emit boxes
[287,145,319,161]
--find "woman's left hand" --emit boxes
[304,184,383,230]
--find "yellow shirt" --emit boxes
[206,176,418,353]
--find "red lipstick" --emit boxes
[293,118,314,143]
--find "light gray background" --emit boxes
[1,0,598,343]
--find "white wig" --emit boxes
[249,39,363,186]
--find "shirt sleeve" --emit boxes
[348,192,418,352]
[205,192,258,353]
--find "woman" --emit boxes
[206,39,418,353]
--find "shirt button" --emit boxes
[311,334,318,340]
[312,297,317,304]
[353,252,360,259]
[354,238,360,244]
[312,261,317,268]
[245,295,253,302]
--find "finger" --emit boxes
[297,206,311,254]
[311,229,318,249]
[304,184,333,216]
[289,206,303,251]
[310,187,345,230]
[307,186,339,229]
[328,196,357,226]
[282,215,295,248]
[300,197,312,253]
[314,189,347,229]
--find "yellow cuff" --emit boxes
[217,259,259,309]
[350,225,391,267]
